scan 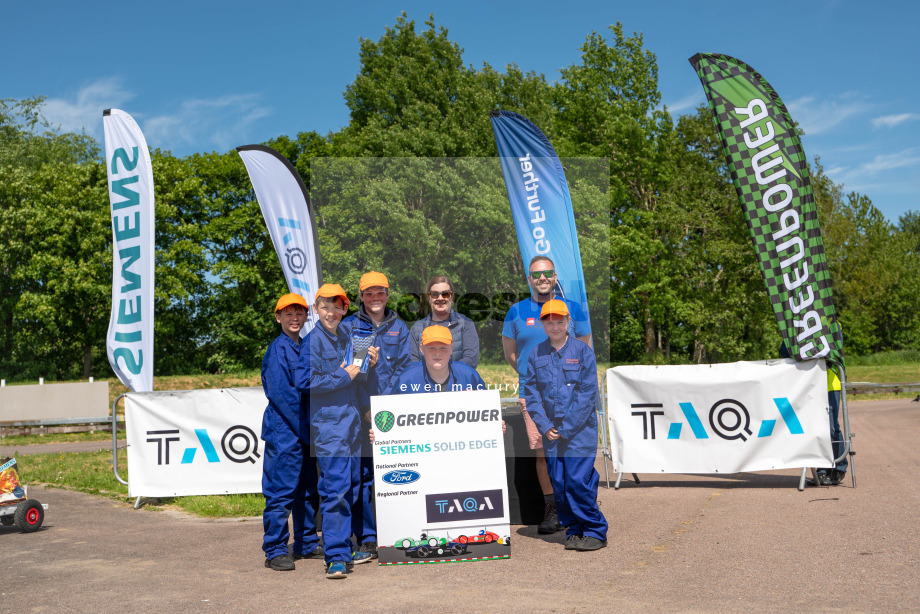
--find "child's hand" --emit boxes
[343,364,361,380]
[369,428,375,443]
[546,427,560,441]
[502,420,507,434]
[367,346,379,367]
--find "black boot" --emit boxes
[537,497,563,534]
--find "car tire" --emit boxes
[0,515,13,526]
[450,544,464,555]
[14,500,43,533]
[417,546,430,557]
[427,537,439,547]
[401,539,412,549]
[457,535,468,544]
[484,534,493,543]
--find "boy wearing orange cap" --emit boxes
[341,271,411,559]
[261,293,318,572]
[523,299,607,552]
[391,325,487,394]
[295,284,379,578]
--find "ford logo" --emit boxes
[382,470,421,485]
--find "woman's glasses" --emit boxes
[429,291,453,299]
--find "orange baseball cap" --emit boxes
[540,299,569,319]
[275,293,309,313]
[359,271,389,292]
[421,325,452,346]
[315,283,350,307]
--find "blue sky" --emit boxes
[6,1,918,222]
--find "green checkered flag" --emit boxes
[689,53,844,368]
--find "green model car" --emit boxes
[394,533,447,549]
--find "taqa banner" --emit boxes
[607,359,833,474]
[103,109,155,392]
[371,389,511,566]
[237,145,323,335]
[125,388,266,497]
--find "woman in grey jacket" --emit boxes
[409,275,480,368]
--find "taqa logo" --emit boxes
[285,247,307,274]
[382,470,421,485]
[146,425,261,465]
[426,489,504,523]
[630,397,803,442]
[375,411,395,432]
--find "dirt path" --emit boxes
[1,399,917,612]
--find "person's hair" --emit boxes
[425,274,455,296]
[316,295,345,309]
[528,255,555,271]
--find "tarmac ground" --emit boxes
[1,398,917,613]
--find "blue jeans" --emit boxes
[826,390,847,475]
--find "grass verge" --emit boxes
[11,448,264,518]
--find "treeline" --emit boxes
[1,16,917,381]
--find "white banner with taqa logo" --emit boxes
[607,359,833,474]
[236,145,322,335]
[371,389,511,566]
[125,388,266,497]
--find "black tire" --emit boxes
[0,515,13,526]
[14,500,43,533]
[417,545,430,558]
[450,544,464,555]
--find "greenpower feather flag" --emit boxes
[689,53,843,367]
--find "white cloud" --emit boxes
[143,94,272,152]
[38,78,271,153]
[42,77,134,135]
[835,147,920,184]
[871,113,920,129]
[786,94,870,136]
[664,90,705,115]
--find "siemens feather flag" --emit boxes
[103,109,155,392]
[490,110,591,333]
[690,54,843,367]
[237,145,323,334]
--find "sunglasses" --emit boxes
[429,291,453,299]
[530,270,555,279]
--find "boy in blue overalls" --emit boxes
[296,284,379,578]
[523,300,608,551]
[260,293,318,571]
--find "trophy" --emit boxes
[346,328,377,381]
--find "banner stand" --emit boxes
[837,362,856,488]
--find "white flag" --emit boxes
[103,109,154,392]
[237,145,322,334]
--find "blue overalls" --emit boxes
[524,337,607,541]
[260,333,319,560]
[295,324,368,564]
[341,307,411,546]
[391,360,486,394]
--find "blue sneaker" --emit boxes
[325,561,347,579]
[351,551,374,565]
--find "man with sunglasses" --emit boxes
[409,275,480,368]
[502,256,591,534]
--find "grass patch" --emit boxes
[848,350,920,367]
[12,448,265,518]
[1,430,125,447]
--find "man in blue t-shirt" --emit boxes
[502,256,591,534]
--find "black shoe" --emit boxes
[357,541,378,559]
[537,502,563,534]
[264,553,295,571]
[576,536,608,551]
[830,470,845,486]
[564,535,583,550]
[806,472,832,487]
[293,546,324,560]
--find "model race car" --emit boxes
[454,529,500,545]
[394,533,447,550]
[405,541,468,558]
[0,457,46,533]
